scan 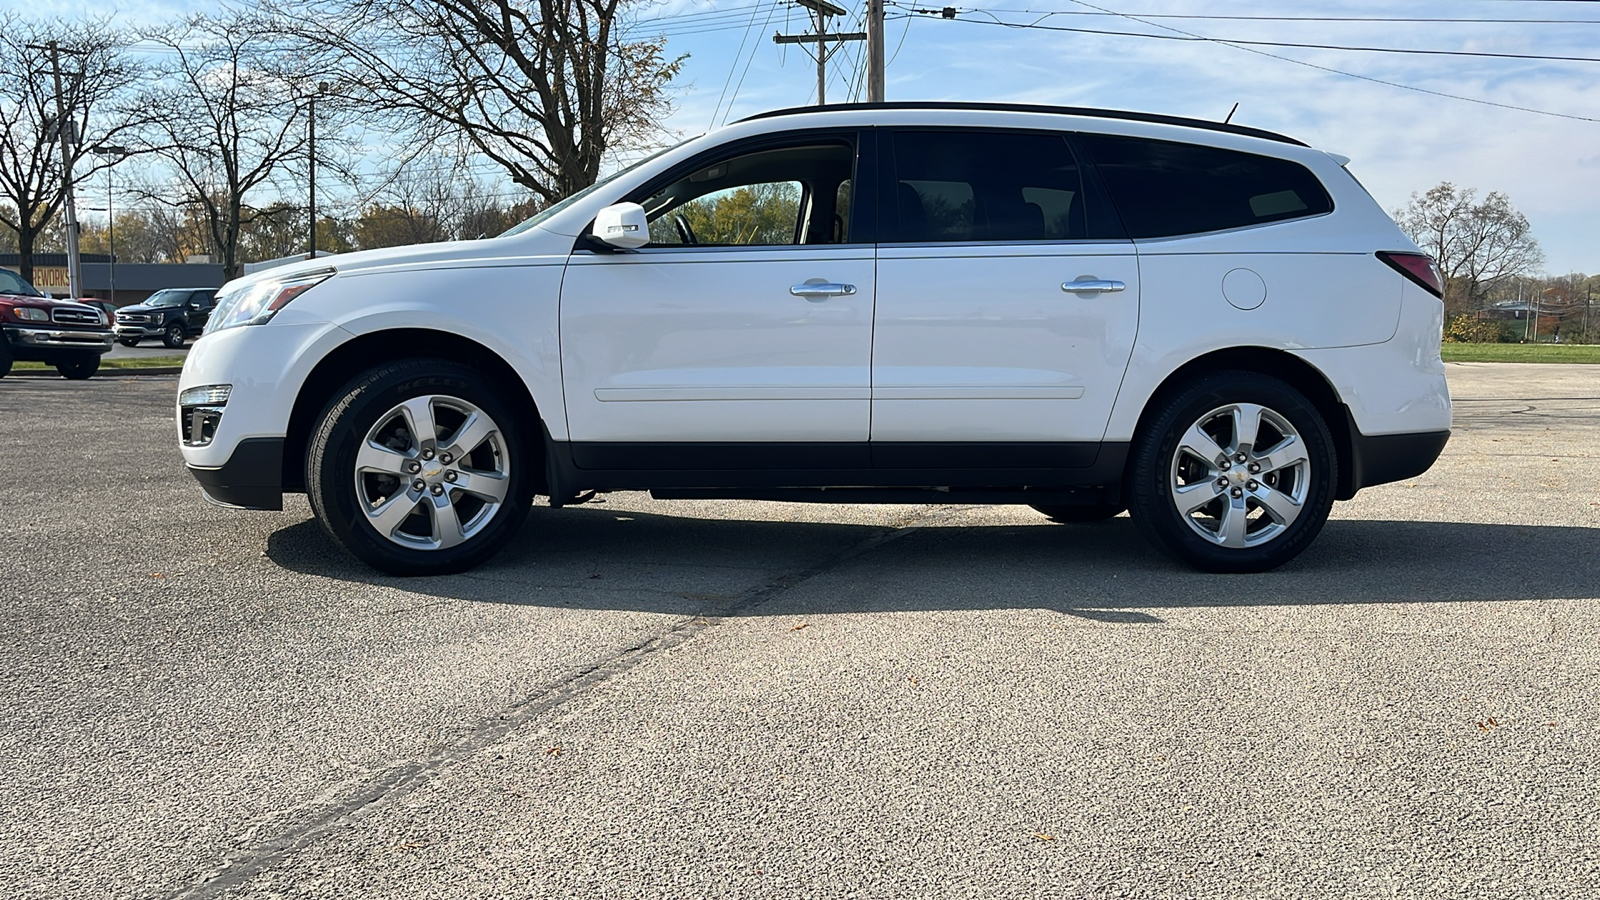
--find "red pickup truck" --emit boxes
[0,268,114,379]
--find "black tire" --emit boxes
[118,338,140,347]
[306,359,532,575]
[1030,503,1126,523]
[54,354,100,380]
[1128,371,1336,573]
[0,340,12,379]
[162,321,186,348]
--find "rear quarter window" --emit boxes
[1081,134,1333,239]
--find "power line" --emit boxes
[917,8,1600,25]
[888,5,1600,63]
[722,0,785,125]
[709,0,770,128]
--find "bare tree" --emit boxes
[264,0,684,206]
[0,14,146,282]
[131,15,323,278]
[1394,183,1544,315]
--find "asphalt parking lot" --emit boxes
[2,363,1596,899]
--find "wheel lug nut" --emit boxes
[1230,487,1243,498]
[1219,460,1231,471]
[411,479,425,491]
[430,484,444,496]
[421,448,435,460]
[406,460,421,474]
[1234,452,1247,463]
[1248,463,1260,473]
[444,470,458,483]
[1247,480,1258,490]
[1217,477,1229,487]
[440,452,453,464]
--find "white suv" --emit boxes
[177,103,1450,575]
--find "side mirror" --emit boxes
[591,202,649,250]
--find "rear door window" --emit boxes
[886,130,1086,243]
[1080,134,1333,238]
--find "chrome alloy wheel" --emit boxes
[353,395,511,550]
[1168,402,1310,549]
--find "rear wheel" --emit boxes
[118,338,140,347]
[306,360,532,575]
[1030,503,1125,523]
[55,354,100,380]
[162,321,186,348]
[1128,371,1335,573]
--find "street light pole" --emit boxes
[92,146,127,305]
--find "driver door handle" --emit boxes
[790,283,857,298]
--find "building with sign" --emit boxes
[0,254,227,306]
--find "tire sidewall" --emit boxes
[309,362,531,575]
[1130,372,1336,573]
[56,354,99,380]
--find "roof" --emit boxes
[737,101,1306,147]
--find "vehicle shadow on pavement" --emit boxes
[264,505,1600,620]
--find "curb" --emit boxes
[10,366,183,378]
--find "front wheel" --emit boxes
[1128,371,1336,573]
[55,354,101,380]
[162,322,186,348]
[118,338,140,347]
[306,360,532,575]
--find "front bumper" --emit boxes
[115,323,167,339]
[4,325,113,355]
[187,437,284,510]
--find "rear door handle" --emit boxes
[1062,279,1126,294]
[790,282,857,298]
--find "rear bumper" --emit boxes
[1343,426,1449,497]
[187,437,284,510]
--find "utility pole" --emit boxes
[308,88,317,259]
[36,41,84,298]
[866,0,885,102]
[774,0,864,106]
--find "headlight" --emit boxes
[12,307,48,322]
[206,268,336,334]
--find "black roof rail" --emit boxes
[735,101,1307,147]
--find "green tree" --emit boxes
[1394,183,1543,316]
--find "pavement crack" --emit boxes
[167,508,945,900]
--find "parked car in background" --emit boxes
[78,300,118,326]
[0,268,113,379]
[115,288,218,348]
[178,102,1451,575]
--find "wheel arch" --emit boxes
[283,328,547,495]
[1128,346,1358,500]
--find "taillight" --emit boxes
[1376,251,1443,299]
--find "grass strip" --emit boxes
[1441,343,1600,364]
[13,355,187,370]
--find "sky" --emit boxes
[18,0,1600,274]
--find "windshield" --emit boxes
[145,290,189,308]
[498,138,700,237]
[0,269,43,297]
